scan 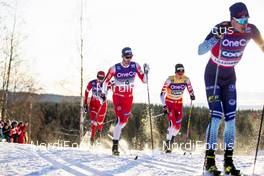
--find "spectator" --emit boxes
[17,122,25,144]
[3,120,11,142]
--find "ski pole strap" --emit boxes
[152,113,164,118]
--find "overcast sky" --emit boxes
[5,0,264,108]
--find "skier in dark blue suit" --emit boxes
[198,2,264,175]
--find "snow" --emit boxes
[0,142,264,176]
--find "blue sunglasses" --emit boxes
[233,17,248,25]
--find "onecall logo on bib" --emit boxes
[222,39,247,47]
[170,84,185,90]
[117,71,136,78]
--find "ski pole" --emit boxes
[183,101,193,155]
[145,70,154,150]
[252,105,264,175]
[186,100,193,141]
[102,118,115,125]
[152,113,164,118]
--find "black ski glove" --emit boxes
[83,104,88,113]
[190,94,195,101]
[100,94,106,102]
[163,105,169,115]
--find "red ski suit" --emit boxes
[84,79,108,140]
[103,61,146,125]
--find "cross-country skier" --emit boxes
[102,47,149,155]
[84,71,108,145]
[198,2,264,175]
[160,63,195,153]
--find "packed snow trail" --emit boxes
[0,142,264,176]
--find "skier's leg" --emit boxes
[97,102,107,139]
[166,100,175,141]
[222,84,240,175]
[112,94,122,155]
[164,100,178,153]
[96,115,103,142]
[112,95,133,140]
[112,94,133,155]
[205,83,223,173]
[173,100,184,151]
[174,100,183,137]
[90,123,97,145]
[205,84,223,150]
[89,99,99,145]
[112,94,124,141]
[222,84,237,150]
[165,120,175,153]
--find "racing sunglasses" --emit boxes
[97,76,105,80]
[124,56,133,59]
[233,17,248,25]
[176,67,185,73]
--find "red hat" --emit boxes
[97,71,105,78]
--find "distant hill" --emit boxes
[4,91,80,103]
[37,93,80,103]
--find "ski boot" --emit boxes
[224,150,240,176]
[164,136,174,153]
[204,150,221,176]
[112,140,120,156]
[164,140,172,153]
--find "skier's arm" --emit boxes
[107,80,115,91]
[160,78,170,106]
[198,37,219,55]
[186,78,195,100]
[251,24,264,52]
[84,82,92,107]
[102,66,115,95]
[136,63,147,83]
[198,22,228,55]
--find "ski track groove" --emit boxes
[54,149,144,175]
[139,156,200,174]
[36,148,113,176]
[36,148,89,176]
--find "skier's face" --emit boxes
[176,71,184,78]
[97,76,104,83]
[122,55,133,65]
[231,17,248,33]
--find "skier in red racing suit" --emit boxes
[102,47,149,155]
[84,71,109,145]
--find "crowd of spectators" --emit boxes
[0,119,29,144]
